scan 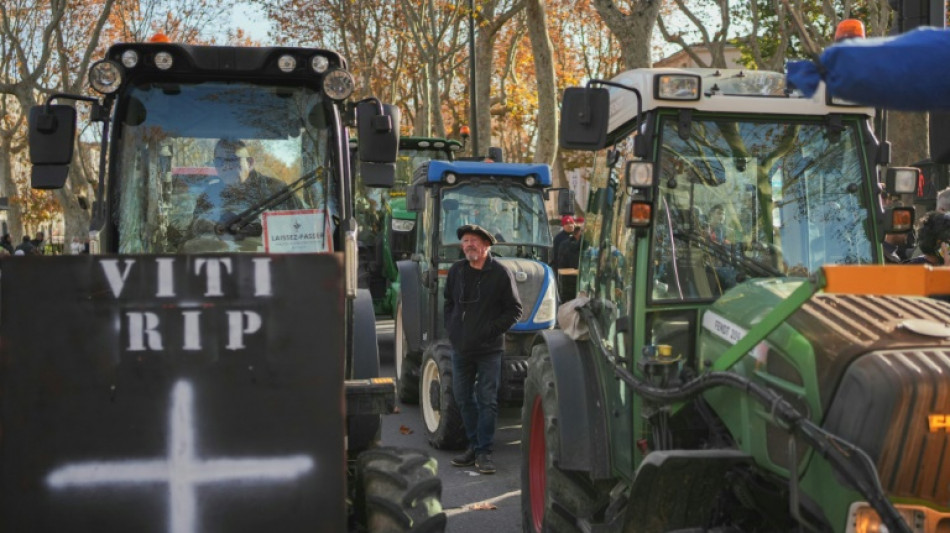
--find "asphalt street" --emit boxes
[376,319,525,533]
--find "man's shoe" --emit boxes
[475,453,496,475]
[451,449,477,467]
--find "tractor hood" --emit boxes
[495,257,556,331]
[700,278,950,509]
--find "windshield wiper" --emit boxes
[676,229,785,278]
[217,168,326,236]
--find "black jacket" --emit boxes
[549,229,571,270]
[557,234,581,270]
[444,255,523,356]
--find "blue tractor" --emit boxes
[395,160,571,449]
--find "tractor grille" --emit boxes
[496,258,546,324]
[823,348,950,507]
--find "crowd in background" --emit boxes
[0,232,89,256]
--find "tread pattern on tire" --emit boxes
[421,343,469,450]
[520,344,615,533]
[356,446,447,533]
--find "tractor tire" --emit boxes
[419,343,468,450]
[350,289,382,453]
[395,299,420,404]
[521,343,616,533]
[355,446,447,533]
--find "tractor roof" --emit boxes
[606,67,875,135]
[425,161,552,187]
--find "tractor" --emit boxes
[395,160,568,449]
[520,66,950,533]
[8,39,445,531]
[355,136,462,316]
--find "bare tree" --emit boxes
[472,0,526,155]
[657,0,732,68]
[398,0,466,137]
[591,0,662,70]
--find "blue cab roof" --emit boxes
[426,160,552,187]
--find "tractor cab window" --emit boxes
[651,115,873,302]
[437,182,550,259]
[115,82,339,254]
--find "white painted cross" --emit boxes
[46,380,315,533]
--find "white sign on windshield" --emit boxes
[263,209,331,253]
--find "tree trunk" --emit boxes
[475,26,494,155]
[428,58,447,138]
[0,135,24,242]
[525,0,557,166]
[888,111,930,166]
[416,64,432,136]
[591,0,661,70]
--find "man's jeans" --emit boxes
[452,349,502,455]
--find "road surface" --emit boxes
[377,319,524,533]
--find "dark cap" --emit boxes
[456,224,497,245]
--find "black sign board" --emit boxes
[0,254,346,532]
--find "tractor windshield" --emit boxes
[651,115,874,302]
[114,82,339,254]
[438,182,550,258]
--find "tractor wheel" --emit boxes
[395,299,420,404]
[349,289,382,453]
[521,343,615,533]
[355,446,447,533]
[419,344,468,450]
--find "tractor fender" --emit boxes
[396,259,423,354]
[537,329,612,479]
[352,289,380,379]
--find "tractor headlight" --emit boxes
[311,55,329,73]
[626,161,654,187]
[323,68,355,101]
[525,175,537,187]
[846,502,934,533]
[277,54,297,73]
[444,172,458,185]
[655,74,701,101]
[89,60,123,94]
[392,219,415,232]
[154,51,174,70]
[887,167,919,195]
[120,50,139,68]
[534,277,558,323]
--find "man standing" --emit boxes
[444,224,522,474]
[549,215,575,271]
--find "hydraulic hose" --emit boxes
[579,306,910,533]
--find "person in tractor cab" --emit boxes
[444,224,522,475]
[187,139,300,250]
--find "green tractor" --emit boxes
[521,67,947,533]
[355,137,462,316]
[14,40,445,531]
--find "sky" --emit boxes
[230,4,275,45]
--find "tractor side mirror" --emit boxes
[406,184,424,212]
[560,87,609,151]
[29,105,76,189]
[557,188,575,215]
[487,146,504,162]
[357,100,400,188]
